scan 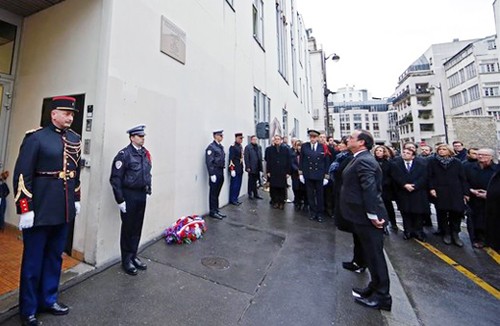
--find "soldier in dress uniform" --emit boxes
[110,125,152,276]
[299,129,329,222]
[229,133,244,205]
[206,129,227,219]
[13,96,81,326]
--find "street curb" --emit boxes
[382,250,420,326]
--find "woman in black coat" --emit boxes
[428,144,469,247]
[485,170,500,251]
[391,148,429,241]
[374,145,397,232]
[291,141,307,210]
[265,135,291,209]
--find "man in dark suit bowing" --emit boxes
[340,130,392,311]
[299,129,329,222]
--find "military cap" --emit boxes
[235,132,243,137]
[127,125,146,136]
[308,129,320,136]
[52,96,78,111]
[213,129,224,136]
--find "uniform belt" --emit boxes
[35,171,76,179]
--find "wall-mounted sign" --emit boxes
[160,16,186,64]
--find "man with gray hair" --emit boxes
[463,148,498,248]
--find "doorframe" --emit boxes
[0,79,13,171]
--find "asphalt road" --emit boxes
[1,195,498,325]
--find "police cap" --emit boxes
[235,132,243,138]
[213,129,224,136]
[127,125,146,136]
[308,129,320,136]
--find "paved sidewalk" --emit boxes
[0,194,416,325]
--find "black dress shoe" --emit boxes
[317,216,324,223]
[230,201,239,206]
[352,286,373,298]
[354,294,392,311]
[402,232,411,240]
[343,262,366,273]
[21,315,39,326]
[42,302,69,315]
[216,211,227,218]
[209,212,223,220]
[122,261,138,276]
[415,232,426,242]
[255,196,264,200]
[309,215,316,221]
[132,257,147,270]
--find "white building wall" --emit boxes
[3,0,317,265]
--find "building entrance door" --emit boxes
[0,80,13,172]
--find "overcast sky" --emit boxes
[296,0,497,98]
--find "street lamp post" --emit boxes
[431,83,449,144]
[323,53,340,137]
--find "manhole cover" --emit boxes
[201,257,230,270]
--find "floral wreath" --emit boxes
[164,215,207,245]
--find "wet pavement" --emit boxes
[0,193,498,325]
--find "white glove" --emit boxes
[210,175,217,183]
[299,175,305,184]
[75,202,81,215]
[19,211,35,230]
[230,170,236,178]
[118,201,127,213]
[323,179,328,186]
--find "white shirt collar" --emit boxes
[353,149,367,157]
[131,143,142,150]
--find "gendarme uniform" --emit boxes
[110,125,152,276]
[205,129,226,219]
[13,96,81,321]
[228,133,244,205]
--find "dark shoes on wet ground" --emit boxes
[342,261,366,273]
[354,293,392,311]
[132,257,147,270]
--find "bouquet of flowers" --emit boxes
[164,215,207,245]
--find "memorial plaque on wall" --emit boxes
[160,16,186,64]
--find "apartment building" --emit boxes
[392,40,475,147]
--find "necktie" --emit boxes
[313,144,316,151]
[406,162,411,171]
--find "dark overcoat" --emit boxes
[244,143,263,174]
[486,171,500,250]
[428,157,468,212]
[390,158,430,214]
[265,144,291,188]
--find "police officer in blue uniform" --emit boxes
[13,96,81,326]
[299,129,329,223]
[229,132,244,205]
[110,125,152,276]
[206,129,227,219]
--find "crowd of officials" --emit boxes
[207,130,500,253]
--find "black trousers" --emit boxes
[306,179,324,216]
[248,173,259,197]
[353,223,390,296]
[383,198,397,227]
[401,212,424,235]
[120,189,147,264]
[209,171,224,213]
[324,182,334,217]
[270,187,286,204]
[352,233,366,267]
[467,202,486,243]
[437,209,463,235]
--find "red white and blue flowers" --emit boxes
[164,215,207,245]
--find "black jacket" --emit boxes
[428,157,468,212]
[244,143,263,174]
[228,143,244,175]
[340,150,387,226]
[110,144,153,204]
[300,142,329,181]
